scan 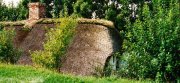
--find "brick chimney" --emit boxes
[28,2,46,20]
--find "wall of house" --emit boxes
[4,23,55,65]
[60,23,121,76]
[2,18,121,76]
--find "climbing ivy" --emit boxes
[31,17,77,69]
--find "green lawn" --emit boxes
[0,63,152,83]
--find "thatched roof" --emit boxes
[0,18,114,28]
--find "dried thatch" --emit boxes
[0,18,114,28]
[60,23,120,76]
[2,18,120,75]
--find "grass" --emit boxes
[0,64,152,83]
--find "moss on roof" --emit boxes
[0,18,114,28]
[77,18,114,28]
[0,20,25,26]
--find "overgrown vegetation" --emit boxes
[0,0,27,21]
[0,25,20,63]
[119,0,180,82]
[31,17,77,69]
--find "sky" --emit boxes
[2,0,20,7]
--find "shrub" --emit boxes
[0,0,27,21]
[31,17,77,69]
[0,27,21,63]
[119,0,179,82]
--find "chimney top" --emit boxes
[28,2,46,20]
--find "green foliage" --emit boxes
[0,1,27,21]
[31,17,77,69]
[52,0,62,18]
[60,2,69,17]
[120,0,180,82]
[30,0,40,2]
[0,24,3,31]
[105,7,117,21]
[73,0,92,17]
[60,0,76,17]
[0,28,21,64]
[60,0,132,30]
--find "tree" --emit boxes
[0,0,26,21]
[60,0,76,17]
[120,0,180,81]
